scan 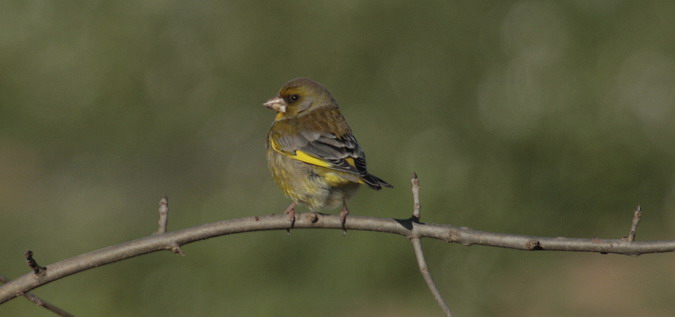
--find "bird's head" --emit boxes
[264,78,336,120]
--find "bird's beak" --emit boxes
[263,97,287,113]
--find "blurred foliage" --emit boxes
[1,1,674,316]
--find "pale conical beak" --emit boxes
[263,97,287,113]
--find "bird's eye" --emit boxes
[289,94,300,102]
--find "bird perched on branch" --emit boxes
[264,78,392,229]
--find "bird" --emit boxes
[264,77,392,230]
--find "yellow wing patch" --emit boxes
[270,137,363,186]
[270,138,332,168]
[294,150,333,167]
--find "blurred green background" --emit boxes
[1,1,674,316]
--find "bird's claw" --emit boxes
[339,208,349,235]
[284,203,296,234]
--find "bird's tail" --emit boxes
[362,174,393,190]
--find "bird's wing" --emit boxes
[270,129,367,176]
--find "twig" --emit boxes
[25,250,46,276]
[411,238,452,317]
[1,212,674,304]
[411,172,421,219]
[0,275,73,317]
[409,172,453,316]
[156,196,169,234]
[625,205,642,242]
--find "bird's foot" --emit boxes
[284,203,297,233]
[339,207,350,235]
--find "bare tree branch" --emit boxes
[1,210,673,304]
[2,189,674,313]
[409,173,453,316]
[411,238,452,316]
[0,275,73,317]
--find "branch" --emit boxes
[411,238,451,316]
[409,172,453,316]
[2,206,674,305]
[0,275,73,317]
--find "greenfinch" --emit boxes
[264,78,392,228]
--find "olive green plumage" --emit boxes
[264,78,392,213]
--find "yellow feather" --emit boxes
[322,172,351,186]
[270,138,332,168]
[293,150,333,168]
[275,112,285,121]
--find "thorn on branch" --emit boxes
[624,205,642,242]
[25,251,46,277]
[156,196,169,234]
